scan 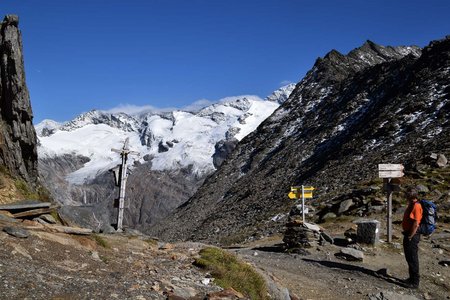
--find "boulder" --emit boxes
[40,214,57,224]
[338,199,354,214]
[436,154,448,167]
[100,223,116,234]
[207,288,244,299]
[58,205,110,232]
[0,212,18,223]
[3,226,30,238]
[335,247,364,261]
[416,184,429,193]
[322,212,337,220]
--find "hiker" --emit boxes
[402,187,423,289]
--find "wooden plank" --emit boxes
[0,202,51,211]
[378,170,404,178]
[48,225,93,235]
[12,207,55,218]
[378,164,404,171]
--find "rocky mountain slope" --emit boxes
[2,202,449,300]
[152,38,450,244]
[36,87,294,228]
[0,15,40,203]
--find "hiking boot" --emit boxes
[407,283,419,289]
[404,281,419,289]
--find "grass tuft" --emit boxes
[91,234,110,248]
[194,247,269,300]
[14,179,39,199]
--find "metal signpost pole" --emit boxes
[386,178,393,243]
[302,185,305,223]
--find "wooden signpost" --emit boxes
[288,186,315,223]
[111,138,139,232]
[378,163,404,243]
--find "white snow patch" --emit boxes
[37,95,282,184]
[39,124,146,184]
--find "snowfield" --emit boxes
[36,85,294,184]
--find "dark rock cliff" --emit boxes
[152,37,449,244]
[0,15,38,187]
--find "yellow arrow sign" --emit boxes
[291,186,315,191]
[288,191,298,199]
[288,191,313,199]
[302,192,313,199]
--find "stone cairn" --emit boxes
[283,206,331,252]
[283,219,320,249]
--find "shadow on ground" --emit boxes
[302,258,409,288]
[251,244,286,253]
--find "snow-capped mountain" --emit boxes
[265,83,296,103]
[37,88,292,187]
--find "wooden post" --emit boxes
[117,151,128,232]
[386,178,393,243]
[111,138,139,232]
[379,164,404,243]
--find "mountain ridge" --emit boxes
[149,37,449,244]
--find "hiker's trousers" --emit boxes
[403,233,420,285]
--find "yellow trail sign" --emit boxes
[291,186,315,192]
[288,192,313,199]
[288,191,297,199]
[288,187,314,199]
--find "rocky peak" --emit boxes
[59,110,139,133]
[0,15,39,187]
[151,37,448,244]
[310,41,422,84]
[265,83,296,104]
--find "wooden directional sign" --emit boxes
[378,164,404,243]
[378,164,404,178]
[378,164,404,171]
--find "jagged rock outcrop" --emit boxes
[0,15,38,187]
[152,37,449,244]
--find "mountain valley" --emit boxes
[1,13,450,300]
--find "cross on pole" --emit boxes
[111,137,139,232]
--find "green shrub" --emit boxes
[194,247,268,300]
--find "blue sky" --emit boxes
[1,0,449,123]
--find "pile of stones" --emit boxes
[283,219,321,249]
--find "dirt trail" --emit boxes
[1,211,449,300]
[234,221,450,300]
